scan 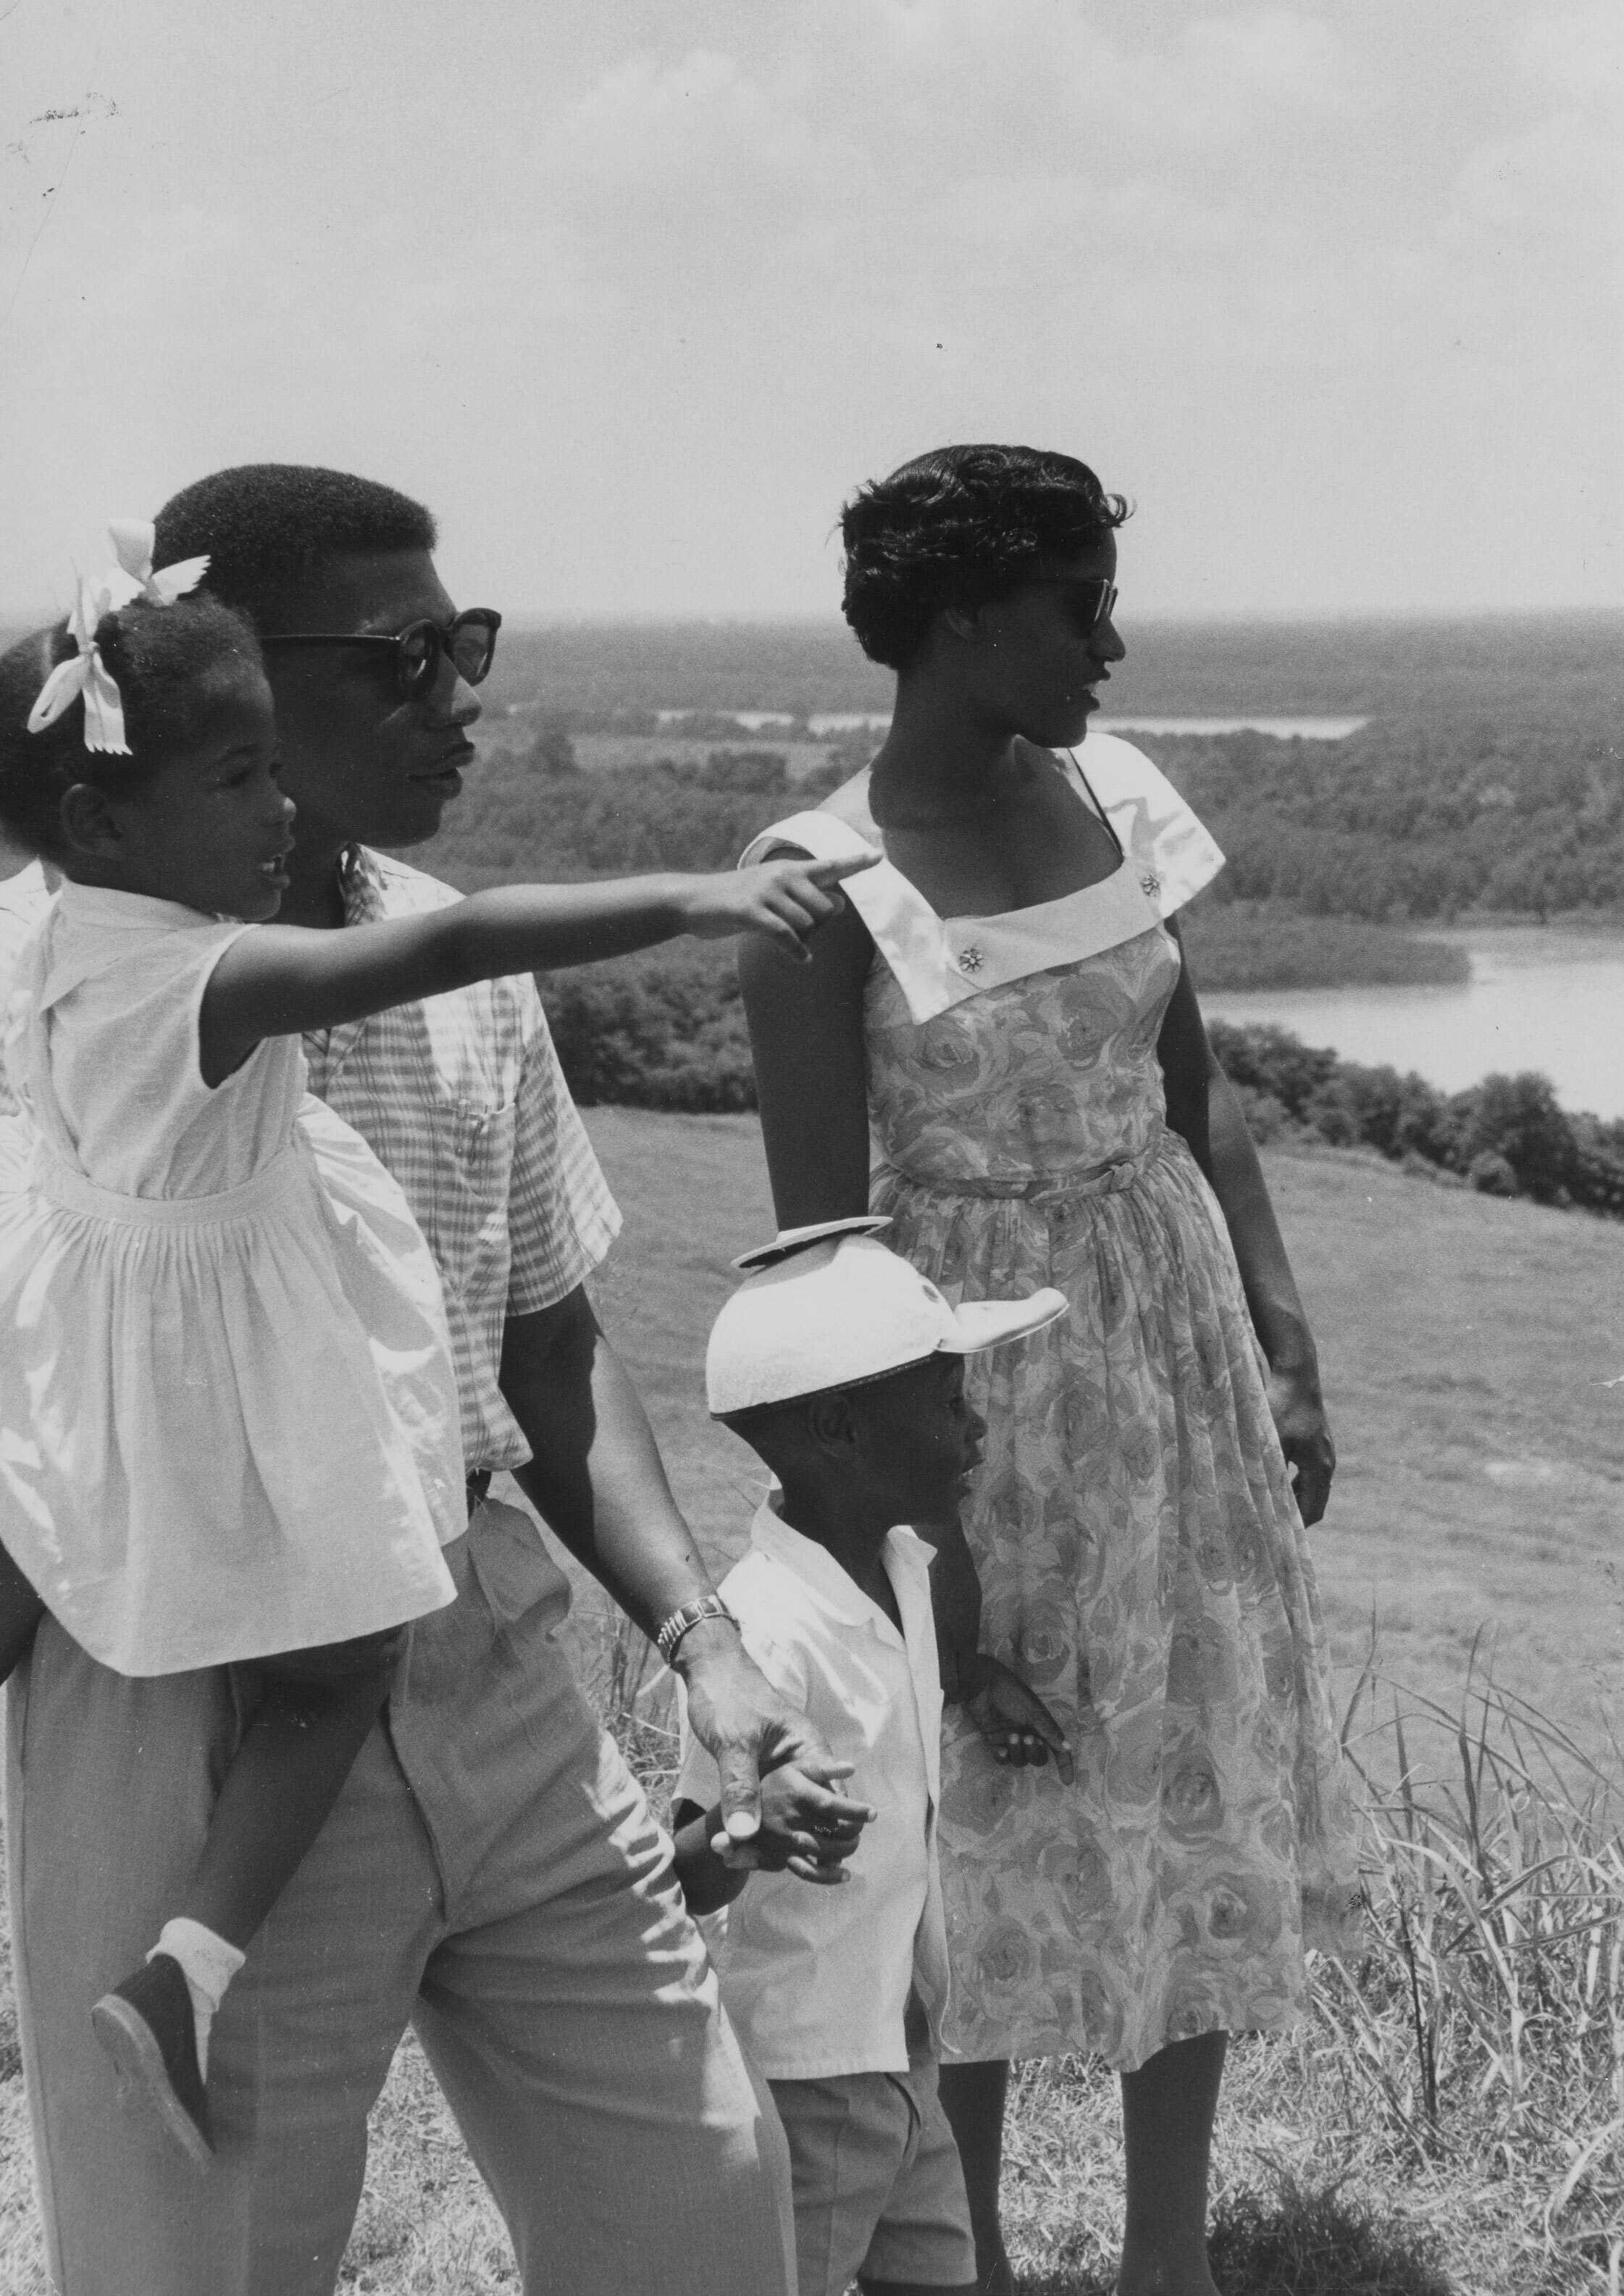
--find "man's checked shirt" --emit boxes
[302,846,621,1472]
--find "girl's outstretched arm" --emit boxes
[199,852,874,1085]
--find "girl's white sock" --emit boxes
[148,1918,246,2081]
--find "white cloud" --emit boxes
[0,0,1617,614]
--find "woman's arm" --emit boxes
[737,884,875,1221]
[200,854,872,1086]
[1158,924,1336,1524]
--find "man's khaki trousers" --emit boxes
[7,1498,794,2296]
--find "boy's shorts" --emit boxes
[769,2055,977,2295]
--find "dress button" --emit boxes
[958,946,984,973]
[1139,871,1161,897]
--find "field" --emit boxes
[0,1122,1620,2292]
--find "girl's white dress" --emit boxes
[0,882,463,1676]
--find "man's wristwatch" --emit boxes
[654,1593,740,1667]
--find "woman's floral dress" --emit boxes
[745,735,1364,2073]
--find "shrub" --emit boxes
[542,943,756,1112]
[1467,1148,1518,1196]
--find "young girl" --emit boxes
[0,533,867,2167]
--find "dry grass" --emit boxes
[993,1664,1624,2296]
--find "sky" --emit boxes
[1,1,1620,622]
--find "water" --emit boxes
[675,710,1370,740]
[1202,927,1624,1119]
[1098,714,1367,740]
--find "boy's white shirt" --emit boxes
[675,1493,951,2079]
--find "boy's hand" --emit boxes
[677,1621,874,1860]
[959,1653,1076,1784]
[710,1761,874,1886]
[679,852,876,962]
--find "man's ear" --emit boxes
[59,781,125,861]
[805,1388,858,1458]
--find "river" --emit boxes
[1202,925,1624,1120]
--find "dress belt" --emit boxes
[886,1122,1165,1206]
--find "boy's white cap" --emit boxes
[707,1218,1067,1416]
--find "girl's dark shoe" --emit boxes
[91,1951,213,2167]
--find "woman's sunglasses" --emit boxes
[260,608,502,702]
[1021,577,1118,634]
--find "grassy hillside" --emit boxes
[579,1116,1623,1771]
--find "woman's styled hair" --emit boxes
[152,465,436,633]
[840,443,1129,670]
[0,595,260,860]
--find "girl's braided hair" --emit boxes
[0,594,260,860]
[840,443,1129,671]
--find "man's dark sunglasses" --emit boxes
[1021,577,1118,632]
[261,609,502,701]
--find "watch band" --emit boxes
[654,1592,739,1667]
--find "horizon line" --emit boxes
[3,602,1622,633]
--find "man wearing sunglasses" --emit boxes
[4,465,861,2296]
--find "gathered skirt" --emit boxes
[0,1106,461,1677]
[874,1130,1364,2071]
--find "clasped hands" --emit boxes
[679,1616,1073,1894]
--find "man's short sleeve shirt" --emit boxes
[301,847,621,1471]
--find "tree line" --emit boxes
[425,717,1624,1218]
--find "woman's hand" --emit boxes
[679,852,876,961]
[956,1653,1076,1784]
[1267,1358,1336,1526]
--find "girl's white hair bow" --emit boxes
[25,521,210,756]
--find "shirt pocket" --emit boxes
[422,1095,519,1303]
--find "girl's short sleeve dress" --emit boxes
[743,735,1364,2073]
[0,883,462,1678]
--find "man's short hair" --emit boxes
[151,465,437,633]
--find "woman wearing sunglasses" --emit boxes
[736,444,1363,2296]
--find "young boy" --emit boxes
[671,1219,1067,2296]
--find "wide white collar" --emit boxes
[740,733,1222,1024]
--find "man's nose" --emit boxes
[429,661,482,728]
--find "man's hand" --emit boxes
[676,1617,875,1868]
[1267,1360,1335,1527]
[707,1762,873,1886]
[957,1653,1076,1784]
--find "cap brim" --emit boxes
[732,1216,892,1274]
[939,1287,1068,1354]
